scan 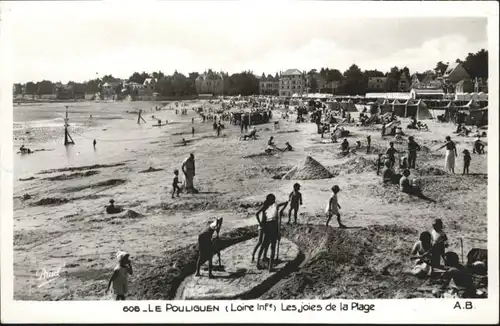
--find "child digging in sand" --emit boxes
[288,183,303,225]
[255,194,288,271]
[196,217,223,278]
[172,169,181,198]
[325,185,346,228]
[106,251,133,300]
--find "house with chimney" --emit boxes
[101,79,124,98]
[410,71,442,89]
[442,62,471,84]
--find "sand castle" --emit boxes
[282,156,333,180]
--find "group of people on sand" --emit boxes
[410,219,484,298]
[434,135,485,175]
[176,108,188,115]
[265,136,293,153]
[249,183,345,273]
[194,181,345,277]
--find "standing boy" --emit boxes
[172,169,181,198]
[288,183,303,225]
[376,154,384,176]
[407,136,421,169]
[386,142,398,169]
[325,185,346,228]
[462,149,471,175]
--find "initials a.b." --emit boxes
[454,301,473,310]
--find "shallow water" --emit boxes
[13,101,180,179]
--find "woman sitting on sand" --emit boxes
[409,231,433,277]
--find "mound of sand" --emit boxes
[334,151,357,159]
[177,238,299,299]
[45,170,100,181]
[283,156,333,180]
[261,224,445,300]
[139,167,164,173]
[19,177,36,181]
[134,226,259,300]
[134,224,488,300]
[38,162,126,175]
[244,152,275,159]
[32,197,70,206]
[62,178,127,193]
[277,129,300,134]
[116,209,144,219]
[417,166,446,176]
[336,156,376,175]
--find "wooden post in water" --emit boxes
[64,106,75,146]
[137,109,146,124]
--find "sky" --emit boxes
[1,1,489,84]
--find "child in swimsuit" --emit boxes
[106,251,133,300]
[288,183,303,225]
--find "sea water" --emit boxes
[13,101,179,179]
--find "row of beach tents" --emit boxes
[324,98,487,123]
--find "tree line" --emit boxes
[13,49,487,97]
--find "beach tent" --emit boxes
[379,99,392,114]
[326,101,340,111]
[468,107,488,126]
[405,99,433,120]
[392,99,406,117]
[342,99,358,112]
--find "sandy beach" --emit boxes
[13,99,487,300]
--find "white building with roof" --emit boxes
[409,88,445,100]
[279,69,305,97]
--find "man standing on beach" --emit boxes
[407,136,421,169]
[182,153,196,193]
